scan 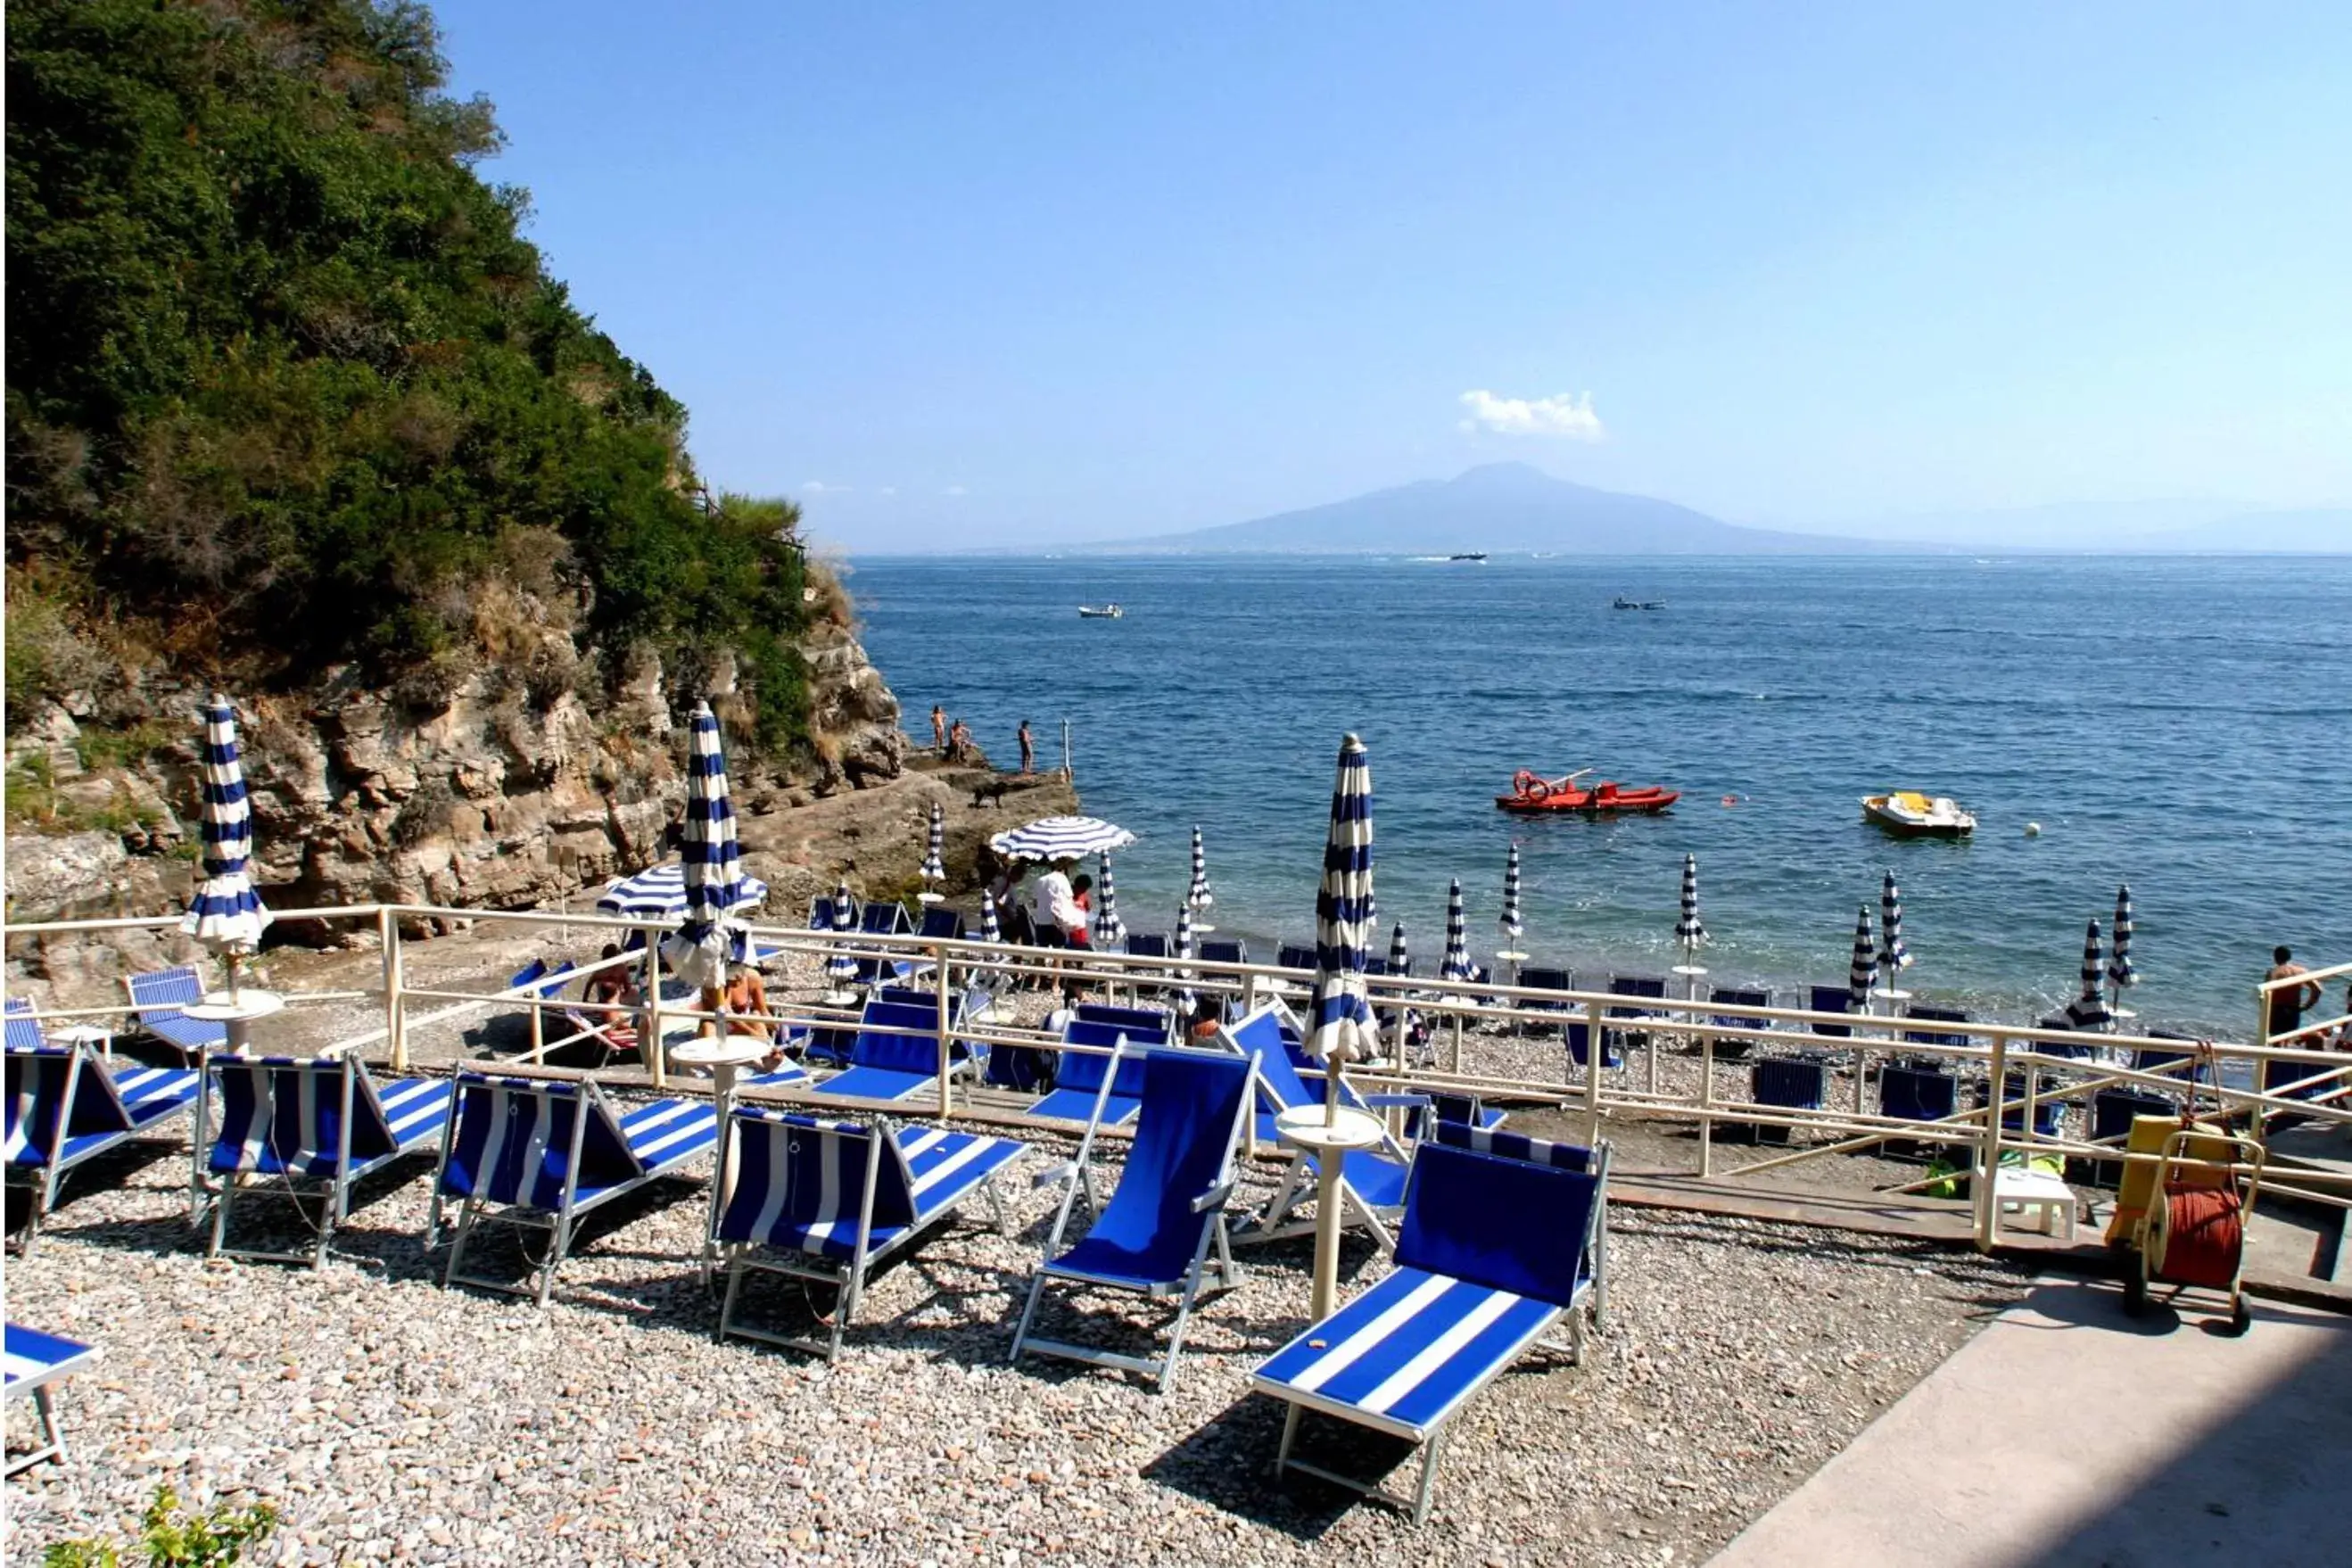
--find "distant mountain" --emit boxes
[1095,464,1926,555]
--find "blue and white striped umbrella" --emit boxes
[988,815,1135,862]
[2108,885,2137,991]
[1389,920,1410,975]
[180,693,272,959]
[2067,918,2112,1029]
[1675,854,1706,946]
[1092,853,1126,947]
[1305,733,1377,1064]
[1847,905,1878,1010]
[1440,878,1473,982]
[978,887,1003,945]
[597,862,769,919]
[660,702,754,991]
[1878,870,1909,973]
[1500,844,1524,945]
[920,801,945,892]
[1175,903,1198,1014]
[1187,826,1214,911]
[826,875,859,987]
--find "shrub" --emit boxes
[45,1483,278,1567]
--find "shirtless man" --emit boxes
[2265,945,2323,1042]
[930,705,946,752]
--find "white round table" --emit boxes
[1274,1103,1385,1321]
[182,990,286,1052]
[54,1023,112,1062]
[672,1033,778,1278]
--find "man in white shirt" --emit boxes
[1028,859,1085,946]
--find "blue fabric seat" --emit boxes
[123,966,227,1053]
[6,1011,204,1255]
[1807,984,1855,1039]
[916,906,966,942]
[812,998,965,1102]
[5,1322,99,1476]
[850,900,916,986]
[1977,1073,2063,1139]
[714,1109,1024,1361]
[1217,1006,1421,1253]
[1749,1053,1830,1144]
[1901,1004,1972,1049]
[1252,1135,1611,1523]
[1077,1003,1170,1036]
[1199,938,1248,967]
[199,1053,456,1267]
[1708,986,1774,1060]
[1878,1062,1959,1125]
[1025,1016,1173,1126]
[1011,1044,1256,1393]
[1603,974,1668,1052]
[432,1072,718,1305]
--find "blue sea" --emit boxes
[852,554,2351,1036]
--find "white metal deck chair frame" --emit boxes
[193,1053,456,1267]
[1009,1041,1259,1393]
[5,1026,205,1257]
[5,1323,99,1477]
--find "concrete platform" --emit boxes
[1709,1279,2352,1568]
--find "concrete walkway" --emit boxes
[1709,1279,2352,1568]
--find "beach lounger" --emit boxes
[5,1323,98,1476]
[1424,1119,1611,1328]
[1275,943,1317,974]
[6,1019,205,1254]
[2133,1027,2211,1087]
[714,1108,1023,1362]
[1877,1062,1960,1152]
[1708,986,1774,1060]
[124,966,227,1054]
[1513,967,1573,1037]
[197,1053,456,1267]
[871,986,987,1077]
[812,1001,953,1102]
[1604,974,1668,1052]
[1749,1052,1831,1143]
[431,1072,718,1305]
[850,901,916,987]
[1011,1044,1255,1392]
[1806,984,1854,1039]
[1251,1133,1610,1523]
[1218,1006,1418,1253]
[808,893,853,931]
[916,907,966,942]
[1075,1003,1171,1036]
[1976,1072,2063,1140]
[2087,1088,2178,1185]
[1200,938,1248,967]
[1025,1019,1165,1126]
[1400,1091,1506,1141]
[1901,1004,1973,1052]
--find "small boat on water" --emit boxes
[1449,550,1490,563]
[1862,791,1977,838]
[1497,769,1680,816]
[1612,596,1665,610]
[1077,604,1124,619]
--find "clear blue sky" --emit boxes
[434,2,2352,550]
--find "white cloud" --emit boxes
[1457,389,1605,441]
[941,484,970,497]
[802,480,852,494]
[877,486,897,498]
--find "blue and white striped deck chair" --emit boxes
[874,986,989,1078]
[430,1072,718,1305]
[1426,1118,1611,1331]
[1076,1003,1171,1036]
[1253,1135,1611,1523]
[713,1109,1024,1361]
[1011,1044,1256,1393]
[196,1054,456,1267]
[1217,1005,1418,1254]
[1026,1017,1170,1127]
[807,893,852,930]
[6,1016,204,1255]
[5,1323,98,1476]
[124,966,227,1054]
[811,1000,952,1103]
[850,900,916,987]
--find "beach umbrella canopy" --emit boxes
[988,815,1135,862]
[1188,826,1214,911]
[2067,918,2112,1029]
[920,801,945,890]
[1675,854,1706,947]
[1304,733,1377,1065]
[1847,905,1878,1010]
[978,887,1003,945]
[826,876,859,987]
[1092,853,1126,947]
[1175,903,1198,1013]
[1440,878,1472,982]
[180,694,272,961]
[660,701,753,990]
[1389,920,1410,975]
[1878,871,1909,973]
[2108,886,2137,991]
[597,862,769,920]
[1500,845,1524,945]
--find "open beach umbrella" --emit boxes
[1304,732,1378,1077]
[989,815,1135,862]
[181,694,272,994]
[1440,878,1472,983]
[1188,827,1214,912]
[1878,871,1910,974]
[1675,854,1707,949]
[1499,845,1524,952]
[1389,920,1410,975]
[825,875,859,991]
[596,862,770,920]
[2067,918,2112,1030]
[1175,903,1198,1014]
[2108,886,2137,994]
[659,701,752,992]
[1092,852,1126,947]
[919,801,945,896]
[1847,905,1878,1011]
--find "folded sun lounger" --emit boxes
[6,1011,204,1255]
[124,966,228,1054]
[5,1322,98,1476]
[1252,1131,1611,1523]
[196,1053,456,1267]
[1217,1005,1418,1253]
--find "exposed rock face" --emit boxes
[4,574,933,996]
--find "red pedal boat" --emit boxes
[1496,769,1680,816]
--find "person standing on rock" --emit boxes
[1018,719,1035,775]
[930,705,947,753]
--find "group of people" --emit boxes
[984,855,1095,953]
[930,705,1037,774]
[579,942,786,1069]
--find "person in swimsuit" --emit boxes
[2266,946,2323,1042]
[930,706,946,752]
[1018,719,1035,774]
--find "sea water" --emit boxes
[853,553,2350,1036]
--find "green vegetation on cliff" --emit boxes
[5,0,812,756]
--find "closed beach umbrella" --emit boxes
[826,875,859,989]
[1304,732,1378,1070]
[2108,885,2137,993]
[1847,905,1878,1010]
[1389,920,1410,976]
[2067,918,2112,1029]
[978,886,1003,945]
[660,701,751,991]
[920,801,945,893]
[1499,845,1524,951]
[597,862,769,920]
[1092,852,1126,947]
[1175,902,1198,1014]
[1440,878,1472,983]
[1188,826,1214,912]
[989,815,1135,861]
[181,694,272,993]
[1675,854,1706,948]
[1878,870,1909,974]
